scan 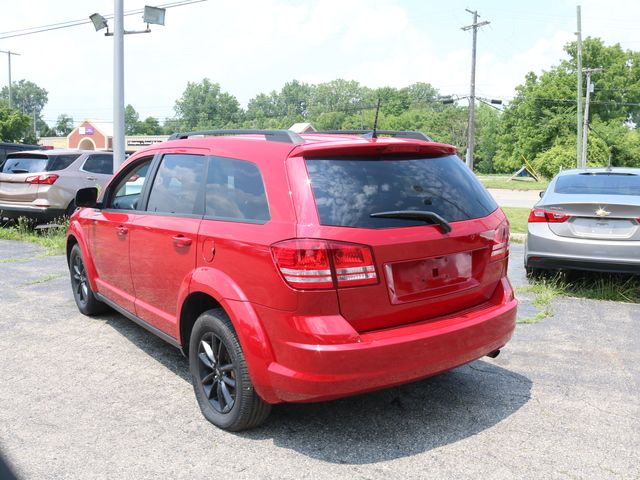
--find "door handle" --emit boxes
[172,235,192,247]
[86,176,98,181]
[116,226,128,237]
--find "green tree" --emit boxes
[124,104,140,135]
[494,37,640,175]
[0,80,48,117]
[0,101,32,142]
[54,114,74,136]
[138,116,163,135]
[174,79,241,129]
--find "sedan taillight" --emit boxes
[25,174,59,185]
[528,208,570,223]
[271,239,378,290]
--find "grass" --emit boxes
[0,217,68,255]
[479,174,549,191]
[501,207,530,235]
[517,271,640,324]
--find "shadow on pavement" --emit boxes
[102,310,531,464]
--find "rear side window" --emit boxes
[82,154,113,175]
[146,154,206,215]
[46,154,81,171]
[555,173,640,196]
[205,156,270,223]
[305,155,497,228]
[2,155,48,173]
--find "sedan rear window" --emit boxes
[555,173,640,196]
[305,155,497,228]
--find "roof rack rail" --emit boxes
[167,129,304,144]
[313,130,433,141]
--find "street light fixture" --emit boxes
[89,13,109,32]
[89,3,166,169]
[143,6,166,26]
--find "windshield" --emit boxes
[2,156,48,174]
[305,155,497,228]
[555,173,640,196]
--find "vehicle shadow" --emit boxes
[101,310,531,465]
[244,361,531,464]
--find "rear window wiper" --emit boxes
[9,169,29,174]
[369,210,452,233]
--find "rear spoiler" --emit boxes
[292,141,457,159]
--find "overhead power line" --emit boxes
[0,0,206,40]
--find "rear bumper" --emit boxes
[526,224,640,274]
[256,278,517,403]
[0,202,66,221]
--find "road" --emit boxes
[488,188,541,209]
[0,240,638,479]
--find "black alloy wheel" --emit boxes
[197,332,237,414]
[68,244,107,315]
[189,309,271,431]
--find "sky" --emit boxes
[1,0,640,128]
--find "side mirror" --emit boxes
[76,187,99,208]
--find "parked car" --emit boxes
[525,167,640,275]
[66,129,517,431]
[0,149,113,222]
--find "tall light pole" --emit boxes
[462,9,490,171]
[581,68,603,168]
[89,5,165,169]
[113,0,125,169]
[0,49,21,109]
[576,6,583,168]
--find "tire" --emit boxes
[525,264,544,279]
[189,309,271,431]
[69,244,108,315]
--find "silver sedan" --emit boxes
[525,167,640,275]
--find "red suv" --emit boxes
[67,129,517,431]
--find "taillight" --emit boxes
[271,239,378,290]
[528,208,570,223]
[491,220,509,261]
[25,174,59,185]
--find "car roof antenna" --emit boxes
[371,97,381,139]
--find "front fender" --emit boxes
[67,219,99,292]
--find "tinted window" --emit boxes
[110,159,152,210]
[2,155,47,173]
[306,155,497,228]
[82,154,113,175]
[555,173,640,196]
[205,156,270,222]
[147,154,206,215]
[47,154,81,171]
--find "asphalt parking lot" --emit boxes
[1,239,638,479]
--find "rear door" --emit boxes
[129,151,207,338]
[299,154,506,332]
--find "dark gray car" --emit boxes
[525,167,640,274]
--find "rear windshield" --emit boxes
[555,173,640,196]
[1,153,80,174]
[305,155,497,228]
[2,156,48,174]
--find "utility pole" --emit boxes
[0,49,21,109]
[113,0,126,169]
[581,68,603,168]
[576,6,583,168]
[462,9,490,171]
